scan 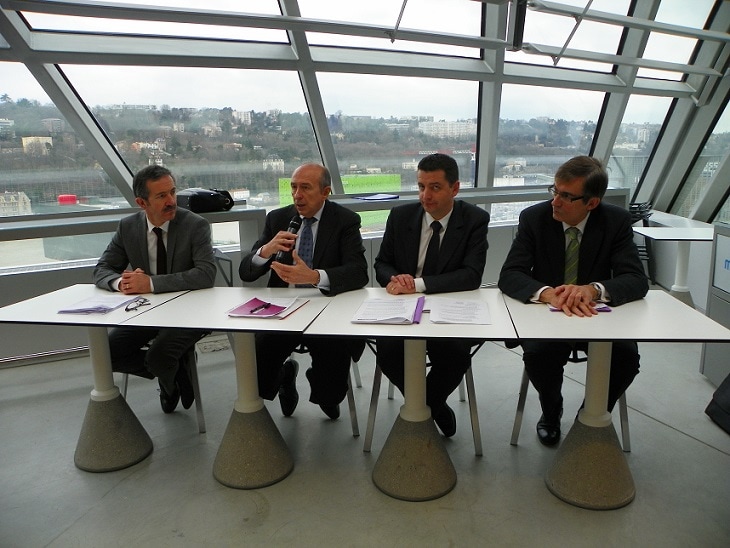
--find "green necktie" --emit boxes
[564,227,580,285]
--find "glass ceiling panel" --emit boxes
[510,6,624,72]
[299,0,482,36]
[301,0,481,56]
[22,1,287,42]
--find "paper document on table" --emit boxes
[352,296,425,324]
[228,297,308,318]
[58,294,136,314]
[429,297,491,324]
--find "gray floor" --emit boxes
[1,332,729,547]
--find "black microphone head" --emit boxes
[288,215,302,233]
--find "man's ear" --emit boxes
[586,197,600,211]
[135,197,146,209]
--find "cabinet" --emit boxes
[701,222,730,386]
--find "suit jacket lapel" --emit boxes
[405,207,423,274]
[579,208,605,282]
[311,201,332,267]
[137,211,152,274]
[436,202,464,273]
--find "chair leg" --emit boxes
[510,368,530,446]
[458,378,466,402]
[351,360,362,389]
[121,373,129,399]
[364,365,384,453]
[464,367,483,456]
[387,379,395,400]
[188,348,206,434]
[346,369,359,438]
[618,392,631,452]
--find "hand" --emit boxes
[120,268,152,294]
[270,249,319,286]
[261,230,297,260]
[386,274,416,295]
[546,284,598,317]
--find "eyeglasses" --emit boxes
[548,185,585,202]
[125,297,151,312]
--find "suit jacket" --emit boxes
[93,208,216,293]
[374,200,490,293]
[498,200,648,305]
[239,200,368,296]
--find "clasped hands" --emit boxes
[120,268,152,294]
[386,274,416,295]
[541,284,598,317]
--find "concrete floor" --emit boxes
[1,335,729,547]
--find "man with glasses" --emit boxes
[498,156,648,446]
[93,165,216,414]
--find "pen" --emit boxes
[250,302,271,314]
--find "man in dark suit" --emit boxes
[499,155,648,446]
[239,163,368,420]
[93,165,217,414]
[374,153,490,437]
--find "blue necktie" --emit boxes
[298,217,316,269]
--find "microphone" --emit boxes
[273,215,302,265]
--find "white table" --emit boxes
[0,284,186,472]
[123,286,328,489]
[503,290,730,509]
[305,287,517,501]
[633,226,714,307]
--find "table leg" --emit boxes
[74,326,153,472]
[213,332,294,489]
[545,341,635,509]
[670,241,694,307]
[372,339,456,501]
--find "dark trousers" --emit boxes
[108,326,207,394]
[255,333,361,406]
[375,338,474,408]
[521,340,640,422]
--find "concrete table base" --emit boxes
[372,416,456,501]
[213,407,294,489]
[545,420,635,510]
[74,395,153,472]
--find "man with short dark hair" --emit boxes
[93,165,216,414]
[239,163,368,420]
[374,153,490,437]
[499,155,648,446]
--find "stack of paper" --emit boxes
[228,297,308,319]
[428,297,491,324]
[58,294,137,314]
[352,296,425,324]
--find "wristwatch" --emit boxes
[590,282,602,300]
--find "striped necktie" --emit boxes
[564,226,580,285]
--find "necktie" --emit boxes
[564,226,580,285]
[298,217,316,269]
[422,220,442,276]
[153,226,167,275]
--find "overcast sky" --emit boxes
[1,0,725,130]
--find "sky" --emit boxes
[1,0,725,129]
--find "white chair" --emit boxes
[509,351,631,452]
[121,343,206,434]
[363,340,485,456]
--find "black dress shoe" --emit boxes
[319,404,340,420]
[432,403,457,437]
[536,414,561,446]
[278,359,299,417]
[158,380,180,414]
[176,353,195,410]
